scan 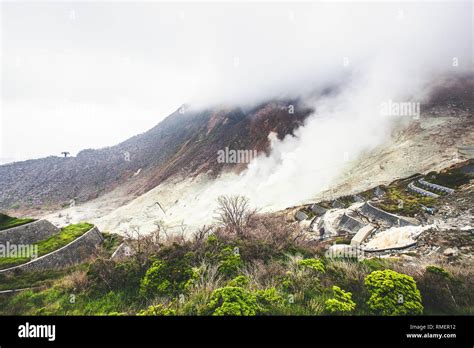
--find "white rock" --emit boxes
[298,220,311,230]
[443,247,458,256]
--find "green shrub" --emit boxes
[279,272,296,293]
[227,275,250,288]
[325,286,356,315]
[255,287,285,313]
[279,257,326,295]
[87,259,143,293]
[140,257,194,298]
[137,303,176,316]
[298,258,325,274]
[183,267,201,291]
[365,269,423,315]
[206,235,219,246]
[140,262,168,296]
[206,286,259,316]
[279,258,325,301]
[218,247,242,278]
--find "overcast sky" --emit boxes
[1,1,472,163]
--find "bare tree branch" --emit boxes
[214,195,257,237]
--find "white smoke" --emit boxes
[163,14,473,227]
[174,1,473,221]
[176,56,425,222]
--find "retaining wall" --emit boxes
[0,220,59,246]
[408,182,439,198]
[310,204,327,215]
[418,179,454,194]
[338,213,365,234]
[359,202,417,227]
[0,226,103,274]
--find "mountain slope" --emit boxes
[0,100,312,214]
[1,74,473,234]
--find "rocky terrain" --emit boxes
[0,74,472,238]
[0,100,312,214]
[287,159,474,273]
[0,75,472,318]
[0,161,471,317]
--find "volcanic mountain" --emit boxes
[0,100,313,214]
[0,74,473,235]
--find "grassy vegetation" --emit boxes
[1,235,470,316]
[0,213,35,231]
[0,191,472,316]
[377,185,435,217]
[375,162,472,216]
[0,223,93,270]
[0,204,471,316]
[0,257,30,270]
[0,268,78,291]
[35,223,94,257]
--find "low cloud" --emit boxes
[2,2,472,162]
